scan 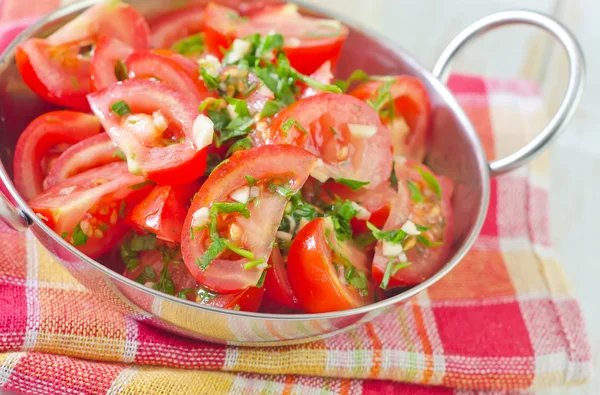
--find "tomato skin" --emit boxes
[203,3,348,74]
[287,217,374,313]
[350,76,431,161]
[87,79,208,185]
[127,180,202,243]
[13,111,102,201]
[372,161,454,288]
[29,162,151,259]
[91,36,133,91]
[263,245,300,309]
[268,93,393,188]
[204,286,265,312]
[125,50,213,104]
[149,5,206,49]
[44,133,121,190]
[181,145,317,294]
[16,40,92,111]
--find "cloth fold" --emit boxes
[0,3,592,394]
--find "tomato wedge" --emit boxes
[16,0,150,110]
[202,286,265,312]
[181,145,317,294]
[263,244,300,309]
[29,162,151,258]
[87,79,208,185]
[13,111,102,201]
[44,133,122,190]
[125,50,213,104]
[372,161,454,289]
[91,36,133,91]
[287,217,374,313]
[268,93,392,188]
[204,3,349,74]
[350,76,431,161]
[300,61,333,99]
[127,180,202,243]
[149,5,207,49]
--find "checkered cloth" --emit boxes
[0,2,592,394]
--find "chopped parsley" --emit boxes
[335,178,370,191]
[171,33,204,56]
[114,60,128,81]
[196,238,227,271]
[366,221,407,244]
[177,288,196,300]
[328,199,359,241]
[281,118,307,135]
[278,193,319,236]
[245,175,257,185]
[417,235,443,247]
[260,100,285,118]
[196,287,219,303]
[135,266,157,284]
[121,234,157,271]
[112,148,127,161]
[243,258,265,270]
[226,137,253,157]
[268,182,295,198]
[255,270,268,288]
[72,223,88,246]
[129,180,155,190]
[153,261,176,295]
[334,69,370,92]
[366,79,396,120]
[225,241,254,260]
[199,68,219,91]
[110,100,131,117]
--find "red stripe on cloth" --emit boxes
[0,283,26,352]
[362,380,454,394]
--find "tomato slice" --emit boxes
[44,133,122,190]
[87,79,208,185]
[181,145,317,294]
[372,161,454,288]
[127,180,202,243]
[299,61,333,99]
[263,244,300,309]
[13,111,102,201]
[29,162,151,258]
[91,36,133,91]
[149,5,206,49]
[268,93,393,188]
[204,3,349,74]
[16,1,149,110]
[350,76,431,161]
[287,217,374,313]
[125,50,213,104]
[202,286,265,312]
[16,39,92,111]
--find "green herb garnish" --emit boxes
[407,181,424,203]
[380,261,411,290]
[335,178,370,191]
[260,100,285,118]
[171,33,205,56]
[414,166,442,199]
[110,100,131,117]
[243,258,265,270]
[72,223,88,246]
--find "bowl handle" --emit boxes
[432,10,585,177]
[0,191,31,231]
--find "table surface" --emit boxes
[1,1,598,394]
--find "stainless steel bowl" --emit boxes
[0,0,584,346]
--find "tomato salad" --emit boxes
[14,1,454,314]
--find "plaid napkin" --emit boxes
[0,2,592,394]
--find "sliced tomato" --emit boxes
[87,79,208,185]
[149,5,206,49]
[312,180,397,236]
[350,76,431,161]
[263,244,300,309]
[16,1,149,110]
[91,36,133,91]
[287,217,374,313]
[268,93,392,188]
[300,61,333,99]
[372,161,454,288]
[127,180,203,243]
[125,50,213,104]
[181,145,317,294]
[29,162,151,258]
[203,286,265,312]
[13,111,102,201]
[44,133,121,190]
[16,39,92,111]
[204,3,348,74]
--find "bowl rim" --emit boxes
[0,0,490,321]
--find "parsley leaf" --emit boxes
[417,235,443,247]
[197,238,227,271]
[226,137,253,157]
[407,180,424,203]
[135,266,157,284]
[199,68,219,91]
[380,261,411,290]
[414,166,442,200]
[171,33,204,56]
[177,288,196,299]
[281,118,307,135]
[72,223,88,246]
[334,69,370,92]
[335,178,370,191]
[243,258,265,270]
[366,222,407,244]
[255,270,268,288]
[260,100,285,118]
[129,180,155,190]
[268,182,295,198]
[153,261,176,295]
[329,200,359,241]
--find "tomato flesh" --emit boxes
[181,145,317,294]
[263,244,300,309]
[29,162,151,258]
[287,217,374,313]
[350,76,431,161]
[204,3,348,74]
[91,36,133,91]
[128,180,202,243]
[88,79,208,185]
[372,161,454,288]
[268,93,393,188]
[13,111,103,201]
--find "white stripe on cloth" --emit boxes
[22,231,40,351]
[0,352,26,387]
[105,366,140,395]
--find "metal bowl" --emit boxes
[0,0,584,346]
